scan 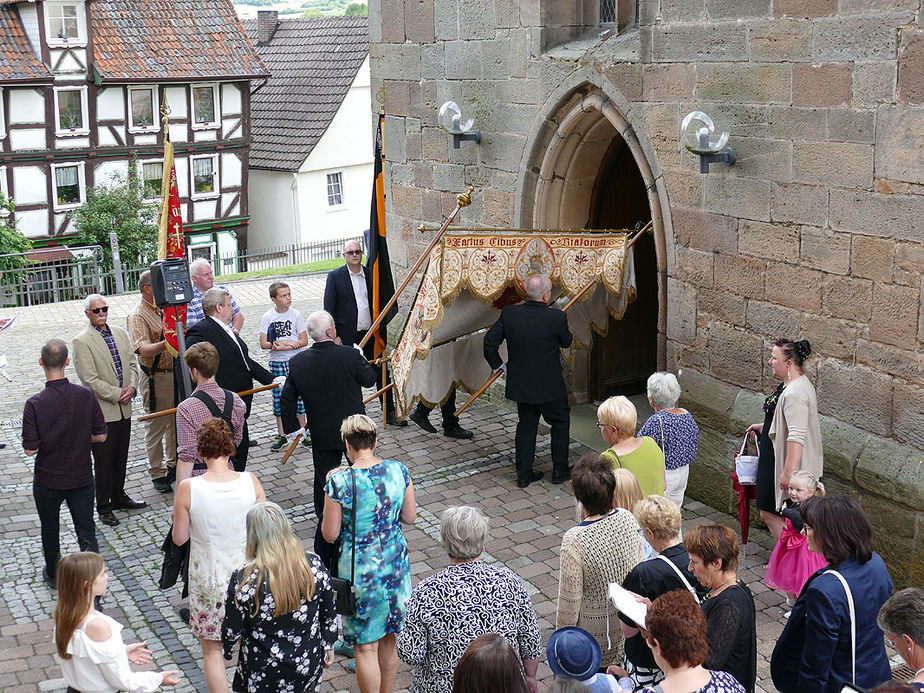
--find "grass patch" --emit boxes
[217,257,347,282]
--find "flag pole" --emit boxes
[358,185,474,350]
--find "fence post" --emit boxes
[109,232,125,293]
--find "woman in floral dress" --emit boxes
[222,501,337,692]
[322,414,416,693]
[173,418,265,693]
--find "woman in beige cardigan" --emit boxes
[556,454,644,667]
[748,339,823,541]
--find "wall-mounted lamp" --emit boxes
[438,100,481,148]
[681,110,736,173]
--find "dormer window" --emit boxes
[46,2,87,46]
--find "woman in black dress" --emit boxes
[222,501,337,692]
[747,361,786,542]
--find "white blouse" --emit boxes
[57,612,163,693]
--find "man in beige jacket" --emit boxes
[73,293,146,527]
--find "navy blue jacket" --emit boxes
[771,553,893,693]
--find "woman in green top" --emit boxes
[597,395,666,497]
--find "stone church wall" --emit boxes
[369,0,924,585]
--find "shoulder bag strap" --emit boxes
[655,554,699,603]
[602,447,622,469]
[824,569,856,684]
[349,468,356,585]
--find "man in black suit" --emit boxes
[484,274,574,488]
[323,240,405,426]
[185,287,278,471]
[280,310,377,567]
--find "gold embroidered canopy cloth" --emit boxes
[390,230,638,419]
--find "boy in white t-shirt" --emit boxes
[260,282,309,451]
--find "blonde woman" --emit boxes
[54,552,179,692]
[222,502,337,692]
[613,468,654,559]
[598,396,666,497]
[322,414,416,693]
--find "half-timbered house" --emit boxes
[0,0,267,265]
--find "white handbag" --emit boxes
[735,431,759,484]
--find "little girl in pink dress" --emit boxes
[764,470,827,604]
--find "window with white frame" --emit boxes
[140,159,163,201]
[190,154,218,198]
[0,166,9,215]
[326,171,343,207]
[52,162,85,210]
[128,86,158,132]
[45,1,87,45]
[0,88,5,139]
[54,86,88,135]
[191,84,220,129]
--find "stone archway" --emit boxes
[515,69,671,398]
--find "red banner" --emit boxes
[157,138,186,356]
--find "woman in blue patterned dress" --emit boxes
[638,372,700,509]
[322,414,416,693]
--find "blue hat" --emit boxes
[546,627,602,680]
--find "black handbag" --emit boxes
[329,468,357,616]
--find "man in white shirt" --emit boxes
[323,240,406,426]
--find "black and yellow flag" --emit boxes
[365,109,397,358]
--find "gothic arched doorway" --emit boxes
[516,83,667,402]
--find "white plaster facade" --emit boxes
[248,57,373,248]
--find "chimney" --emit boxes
[257,10,278,45]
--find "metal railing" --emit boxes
[0,235,362,307]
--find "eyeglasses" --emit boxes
[597,422,606,428]
[344,250,362,256]
[90,306,109,314]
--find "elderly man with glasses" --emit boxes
[72,293,146,527]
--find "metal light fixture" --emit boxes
[681,110,736,173]
[438,100,481,148]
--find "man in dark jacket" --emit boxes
[185,287,279,471]
[280,310,378,567]
[484,274,573,488]
[323,240,404,425]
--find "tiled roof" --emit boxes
[243,16,369,171]
[92,0,268,81]
[0,7,52,82]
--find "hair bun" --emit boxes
[796,340,812,360]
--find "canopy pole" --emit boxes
[357,186,474,350]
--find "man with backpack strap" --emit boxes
[175,342,246,483]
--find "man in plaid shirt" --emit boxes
[175,342,246,483]
[185,258,243,330]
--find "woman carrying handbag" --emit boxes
[322,414,416,693]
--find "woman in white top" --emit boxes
[54,551,179,692]
[173,417,265,693]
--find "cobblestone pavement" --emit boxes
[0,272,796,692]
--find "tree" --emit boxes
[345,3,368,15]
[0,193,33,274]
[69,167,158,272]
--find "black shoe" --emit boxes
[552,468,573,484]
[114,496,147,510]
[386,414,408,427]
[516,471,543,488]
[443,424,473,440]
[42,567,56,589]
[409,409,437,434]
[248,439,259,447]
[165,466,176,484]
[153,477,172,493]
[99,512,120,526]
[179,607,191,625]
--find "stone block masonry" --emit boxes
[368,0,924,585]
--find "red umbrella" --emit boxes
[731,471,756,545]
